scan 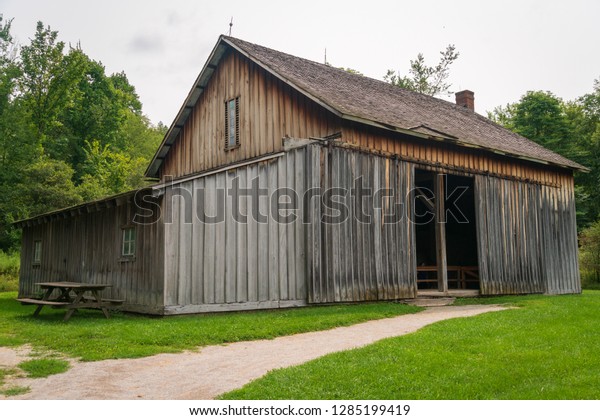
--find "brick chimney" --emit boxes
[455,90,475,111]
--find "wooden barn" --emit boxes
[16,36,583,315]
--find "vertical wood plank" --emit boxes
[434,173,448,292]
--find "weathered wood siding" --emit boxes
[19,195,165,313]
[305,144,417,303]
[162,148,308,314]
[18,140,581,317]
[163,142,417,312]
[475,175,580,295]
[342,123,570,188]
[159,48,341,180]
[539,177,581,294]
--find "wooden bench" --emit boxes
[16,298,70,307]
[17,282,120,321]
[417,266,480,289]
[99,298,125,305]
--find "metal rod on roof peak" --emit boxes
[229,17,233,36]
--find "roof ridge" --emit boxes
[223,36,584,171]
[223,35,479,116]
[146,35,586,177]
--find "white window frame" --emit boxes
[33,240,42,265]
[121,227,136,257]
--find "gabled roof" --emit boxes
[146,35,585,178]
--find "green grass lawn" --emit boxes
[17,358,70,378]
[222,291,600,400]
[0,292,421,361]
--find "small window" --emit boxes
[33,240,42,264]
[224,97,240,150]
[122,227,136,257]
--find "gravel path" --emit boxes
[2,304,507,400]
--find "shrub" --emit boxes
[0,251,19,292]
[580,220,600,289]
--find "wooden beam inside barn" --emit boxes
[435,173,448,292]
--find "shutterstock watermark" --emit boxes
[133,174,470,226]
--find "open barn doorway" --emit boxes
[414,169,480,294]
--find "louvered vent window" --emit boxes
[225,97,240,150]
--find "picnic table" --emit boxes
[16,282,123,321]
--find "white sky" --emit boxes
[1,0,599,126]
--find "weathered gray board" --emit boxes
[475,175,580,295]
[162,148,308,314]
[162,142,418,312]
[19,142,581,317]
[304,144,417,303]
[19,195,165,313]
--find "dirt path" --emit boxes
[2,304,507,400]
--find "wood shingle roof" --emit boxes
[146,35,585,177]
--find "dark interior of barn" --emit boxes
[414,170,480,290]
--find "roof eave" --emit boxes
[146,35,586,178]
[13,188,152,229]
[224,38,586,173]
[341,114,586,172]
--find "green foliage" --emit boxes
[580,220,600,289]
[21,158,82,216]
[19,22,86,149]
[0,17,165,250]
[0,250,19,292]
[0,250,19,276]
[77,140,149,201]
[490,91,578,160]
[0,291,421,361]
[0,274,18,293]
[338,67,363,75]
[17,358,70,378]
[222,292,600,400]
[384,45,459,96]
[325,62,364,76]
[489,83,600,228]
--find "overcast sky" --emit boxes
[1,0,598,126]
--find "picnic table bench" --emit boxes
[417,266,479,289]
[16,282,124,321]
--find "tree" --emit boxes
[579,220,600,287]
[20,158,82,217]
[339,67,363,75]
[0,15,22,146]
[569,79,600,227]
[490,91,577,159]
[384,45,459,96]
[77,140,152,201]
[0,19,165,251]
[19,22,86,153]
[489,84,600,228]
[0,15,31,250]
[60,53,139,177]
[324,60,364,76]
